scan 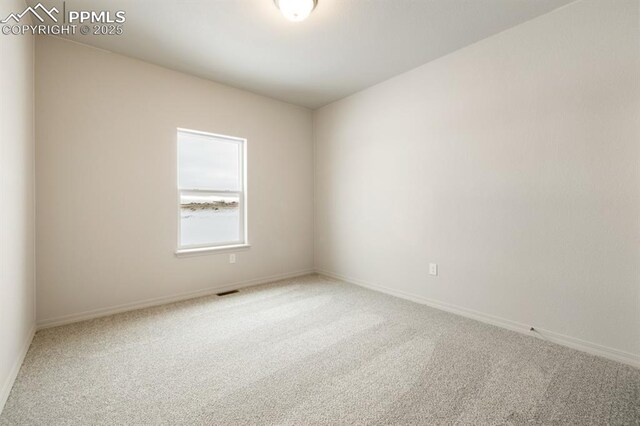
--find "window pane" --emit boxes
[178,132,240,190]
[180,193,240,246]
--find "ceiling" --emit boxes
[29,0,575,109]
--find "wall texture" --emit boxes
[314,0,639,362]
[35,36,314,324]
[0,0,35,411]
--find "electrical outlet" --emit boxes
[429,263,438,276]
[229,254,236,264]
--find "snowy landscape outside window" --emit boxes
[177,129,247,250]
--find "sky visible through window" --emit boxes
[178,131,244,248]
[178,132,239,191]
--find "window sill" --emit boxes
[175,244,251,257]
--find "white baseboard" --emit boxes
[317,269,640,369]
[0,325,35,415]
[32,267,640,368]
[37,269,315,330]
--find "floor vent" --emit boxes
[216,290,239,297]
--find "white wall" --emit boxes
[0,0,36,411]
[314,0,639,361]
[35,36,314,324]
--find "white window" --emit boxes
[177,128,247,252]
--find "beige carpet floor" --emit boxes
[1,274,638,425]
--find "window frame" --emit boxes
[176,128,248,254]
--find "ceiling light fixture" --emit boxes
[274,0,317,22]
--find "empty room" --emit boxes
[1,0,638,424]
